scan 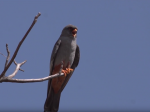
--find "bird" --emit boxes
[44,24,80,112]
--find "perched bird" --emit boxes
[44,25,80,112]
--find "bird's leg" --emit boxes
[61,69,67,77]
[61,62,73,76]
[66,68,73,74]
[62,68,73,77]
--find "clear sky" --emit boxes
[0,0,150,112]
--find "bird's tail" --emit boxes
[44,87,61,112]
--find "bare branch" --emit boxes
[4,44,10,68]
[0,12,66,84]
[0,12,41,79]
[7,61,27,79]
[0,73,65,83]
[14,60,24,72]
[0,59,66,83]
[1,44,10,76]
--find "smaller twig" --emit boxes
[18,69,24,72]
[34,12,41,23]
[1,44,11,77]
[5,44,10,68]
[59,61,63,75]
[14,60,24,72]
[0,52,6,57]
[7,60,26,79]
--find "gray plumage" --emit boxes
[44,25,80,112]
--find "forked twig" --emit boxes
[0,12,41,79]
[7,60,27,79]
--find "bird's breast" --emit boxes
[54,39,76,68]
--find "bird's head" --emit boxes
[61,24,78,39]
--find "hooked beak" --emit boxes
[72,29,77,38]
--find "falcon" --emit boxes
[44,24,80,112]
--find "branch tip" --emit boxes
[21,60,27,65]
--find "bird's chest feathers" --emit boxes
[55,39,76,67]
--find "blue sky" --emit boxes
[0,0,150,111]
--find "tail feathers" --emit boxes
[44,88,61,112]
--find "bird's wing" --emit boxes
[47,39,61,96]
[60,45,80,92]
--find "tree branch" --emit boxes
[4,44,10,68]
[0,60,65,83]
[0,12,66,83]
[14,60,24,72]
[0,73,65,83]
[0,12,41,79]
[7,60,27,79]
[3,44,11,77]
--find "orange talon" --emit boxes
[66,68,73,74]
[61,68,73,77]
[62,69,67,76]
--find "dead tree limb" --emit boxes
[0,73,64,83]
[0,12,66,83]
[7,60,27,79]
[0,50,64,83]
[0,12,41,79]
